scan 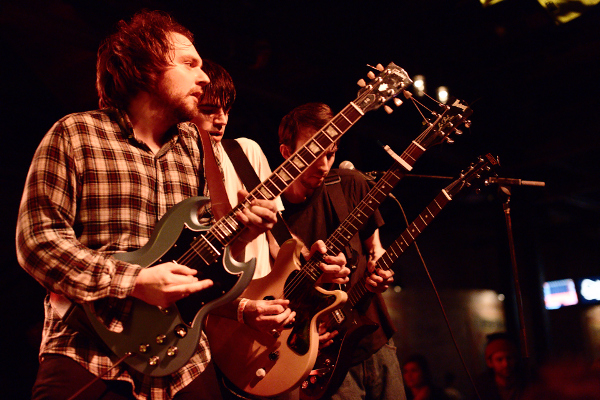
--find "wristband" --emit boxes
[237,298,249,324]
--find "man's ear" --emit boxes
[280,144,292,159]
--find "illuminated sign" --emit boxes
[543,279,579,310]
[577,277,600,305]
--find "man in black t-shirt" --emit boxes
[277,103,406,400]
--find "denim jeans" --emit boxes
[329,339,406,400]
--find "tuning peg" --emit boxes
[464,120,472,128]
[393,98,403,107]
[376,63,384,71]
[446,137,455,144]
[367,71,376,80]
[384,105,394,114]
[357,78,366,87]
[454,129,463,135]
[402,90,413,99]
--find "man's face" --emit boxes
[487,350,517,380]
[155,32,209,122]
[290,128,337,192]
[193,104,229,143]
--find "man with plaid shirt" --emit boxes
[15,10,279,400]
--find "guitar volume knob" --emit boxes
[174,324,188,338]
[167,346,178,357]
[156,334,167,344]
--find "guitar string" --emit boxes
[166,71,410,307]
[339,157,491,317]
[261,102,459,303]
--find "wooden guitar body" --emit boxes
[205,239,348,397]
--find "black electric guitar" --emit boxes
[300,153,500,400]
[205,98,473,397]
[80,62,412,377]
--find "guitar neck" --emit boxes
[204,63,413,253]
[305,109,458,281]
[290,118,449,291]
[346,152,499,306]
[346,189,453,307]
[206,103,365,249]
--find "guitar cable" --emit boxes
[387,194,482,400]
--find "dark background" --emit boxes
[2,0,599,397]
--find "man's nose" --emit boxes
[315,154,329,170]
[213,110,228,125]
[197,67,209,86]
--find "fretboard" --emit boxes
[286,116,449,294]
[346,189,453,306]
[191,101,368,267]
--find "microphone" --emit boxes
[486,177,546,187]
[339,160,453,181]
[338,160,383,181]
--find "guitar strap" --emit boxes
[324,171,362,269]
[221,138,293,246]
[199,129,232,219]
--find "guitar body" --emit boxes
[83,196,256,376]
[300,308,378,400]
[205,239,348,397]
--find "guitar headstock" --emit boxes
[416,97,473,149]
[445,153,500,197]
[354,63,413,114]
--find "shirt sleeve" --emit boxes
[15,118,141,303]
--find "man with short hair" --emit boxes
[472,333,526,400]
[278,102,405,400]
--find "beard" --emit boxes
[154,80,199,123]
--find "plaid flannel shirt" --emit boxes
[16,108,211,399]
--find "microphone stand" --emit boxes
[487,177,544,361]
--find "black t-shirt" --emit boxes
[282,168,396,363]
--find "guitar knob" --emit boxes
[148,356,160,366]
[174,324,188,338]
[256,368,266,378]
[269,351,280,361]
[156,334,167,344]
[167,346,178,357]
[139,343,150,353]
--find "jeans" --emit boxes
[329,339,406,400]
